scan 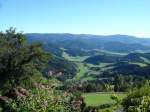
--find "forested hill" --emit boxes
[26,33,150,54]
[26,33,150,83]
[0,29,150,112]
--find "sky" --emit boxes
[0,0,150,37]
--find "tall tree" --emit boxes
[0,28,50,90]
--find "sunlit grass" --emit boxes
[83,92,126,106]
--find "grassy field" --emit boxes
[74,63,89,80]
[141,57,150,64]
[62,51,89,62]
[129,62,147,67]
[83,92,126,106]
[62,52,97,81]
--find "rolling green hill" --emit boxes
[26,33,150,55]
[26,34,150,84]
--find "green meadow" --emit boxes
[83,92,126,106]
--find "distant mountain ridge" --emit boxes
[25,33,150,81]
[26,33,150,55]
[26,33,150,44]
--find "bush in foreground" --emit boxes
[122,81,150,112]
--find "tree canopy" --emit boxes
[0,28,50,90]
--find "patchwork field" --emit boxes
[63,51,150,84]
[82,92,126,106]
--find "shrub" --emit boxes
[122,82,150,112]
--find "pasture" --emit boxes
[83,92,126,106]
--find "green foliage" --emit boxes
[1,28,150,112]
[0,28,50,92]
[0,28,83,112]
[122,81,150,112]
[0,76,81,112]
[110,94,119,104]
[48,55,77,81]
[114,74,133,92]
[5,86,76,112]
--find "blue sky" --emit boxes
[0,0,150,37]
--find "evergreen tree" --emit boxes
[0,28,50,91]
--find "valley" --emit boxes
[1,0,150,111]
[26,33,150,111]
[1,31,150,112]
[26,33,150,87]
